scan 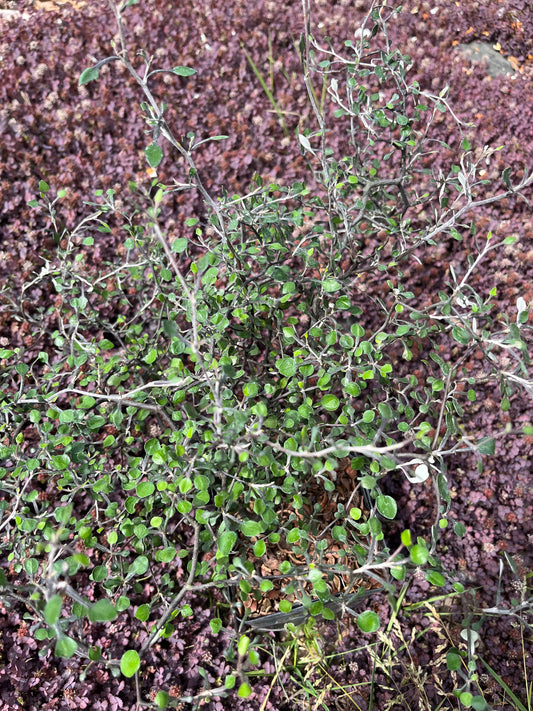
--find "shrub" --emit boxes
[0,0,531,705]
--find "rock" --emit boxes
[455,41,515,78]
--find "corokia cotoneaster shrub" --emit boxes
[0,1,531,706]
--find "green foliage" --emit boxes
[120,649,141,678]
[0,0,531,706]
[357,609,381,633]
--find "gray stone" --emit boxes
[455,41,515,78]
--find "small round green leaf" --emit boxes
[336,296,351,309]
[391,564,406,581]
[339,334,354,349]
[237,682,252,698]
[172,237,188,253]
[243,382,259,397]
[310,600,323,616]
[145,143,163,168]
[88,645,101,661]
[24,558,39,576]
[120,649,140,678]
[321,394,340,411]
[426,570,446,587]
[225,674,236,689]
[177,500,192,514]
[322,278,342,293]
[89,599,118,622]
[210,618,222,634]
[154,691,170,708]
[44,595,62,625]
[253,539,266,557]
[55,636,78,658]
[51,454,70,470]
[454,521,466,537]
[477,437,495,456]
[459,691,473,707]
[410,544,429,565]
[376,495,397,520]
[136,481,155,498]
[92,565,108,582]
[452,326,470,345]
[129,555,149,576]
[157,547,177,563]
[332,525,347,542]
[446,651,462,671]
[237,635,250,656]
[286,528,300,544]
[87,415,106,430]
[135,604,150,621]
[240,520,263,537]
[356,610,380,633]
[432,379,445,392]
[79,66,100,85]
[217,530,237,557]
[172,65,197,76]
[276,357,297,377]
[378,402,393,419]
[116,596,131,612]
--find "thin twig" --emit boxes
[139,513,201,654]
[251,434,416,460]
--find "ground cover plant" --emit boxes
[0,0,532,709]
